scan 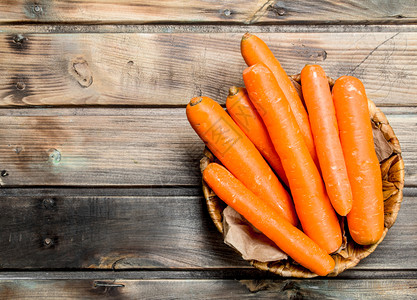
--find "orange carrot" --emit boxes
[300,65,353,216]
[226,86,289,186]
[186,96,298,226]
[241,33,319,170]
[332,76,384,245]
[203,163,335,276]
[243,63,342,254]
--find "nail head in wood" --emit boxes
[42,198,55,209]
[269,5,286,16]
[12,34,26,45]
[277,8,286,16]
[33,4,43,14]
[16,81,26,91]
[43,238,53,247]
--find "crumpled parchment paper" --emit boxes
[221,122,393,262]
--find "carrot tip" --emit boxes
[242,32,252,41]
[228,86,239,97]
[189,97,203,106]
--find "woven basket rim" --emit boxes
[200,75,405,278]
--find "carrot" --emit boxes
[243,63,342,254]
[241,33,319,170]
[226,86,289,186]
[203,163,335,276]
[332,76,384,245]
[186,96,298,226]
[300,65,353,216]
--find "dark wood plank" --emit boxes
[0,279,416,299]
[0,107,415,187]
[0,191,244,269]
[0,187,414,270]
[1,1,417,24]
[0,31,416,107]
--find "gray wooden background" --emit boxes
[0,1,416,299]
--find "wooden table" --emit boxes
[0,1,416,299]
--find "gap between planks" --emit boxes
[0,269,416,280]
[0,278,415,299]
[1,0,417,26]
[1,24,417,34]
[0,186,415,197]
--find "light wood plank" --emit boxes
[0,187,414,270]
[1,1,417,24]
[0,31,416,106]
[0,107,414,187]
[0,279,416,299]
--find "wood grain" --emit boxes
[0,190,246,269]
[0,279,416,299]
[0,187,414,270]
[0,107,415,187]
[0,108,203,186]
[0,1,416,24]
[0,31,416,107]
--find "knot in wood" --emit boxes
[48,148,61,164]
[69,57,93,88]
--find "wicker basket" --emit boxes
[200,75,405,278]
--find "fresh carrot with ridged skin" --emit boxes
[332,76,384,245]
[243,63,342,254]
[226,86,289,186]
[186,96,298,226]
[241,33,319,171]
[301,65,353,216]
[203,163,335,276]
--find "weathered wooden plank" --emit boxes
[0,187,414,270]
[0,108,204,186]
[0,192,245,269]
[0,31,416,107]
[0,107,415,187]
[0,279,416,299]
[1,1,417,24]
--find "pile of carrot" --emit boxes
[186,33,384,276]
